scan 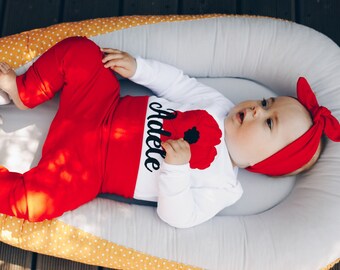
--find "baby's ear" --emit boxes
[0,89,11,105]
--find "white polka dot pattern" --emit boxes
[0,214,200,269]
[0,14,223,69]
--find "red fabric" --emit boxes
[161,110,221,169]
[247,77,340,176]
[0,37,140,221]
[101,95,148,197]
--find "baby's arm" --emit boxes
[156,165,243,228]
[0,63,28,109]
[130,57,229,107]
[159,138,242,228]
[102,50,229,107]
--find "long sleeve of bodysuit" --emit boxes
[130,58,242,228]
[0,37,120,221]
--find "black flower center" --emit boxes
[184,126,200,144]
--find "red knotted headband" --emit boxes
[246,77,340,176]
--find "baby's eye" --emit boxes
[261,98,268,108]
[266,118,273,130]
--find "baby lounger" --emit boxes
[0,15,340,270]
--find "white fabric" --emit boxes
[2,16,340,269]
[90,17,340,269]
[130,57,242,228]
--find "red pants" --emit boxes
[0,37,121,221]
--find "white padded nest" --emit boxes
[1,16,339,269]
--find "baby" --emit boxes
[0,37,338,228]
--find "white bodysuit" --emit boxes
[129,57,243,228]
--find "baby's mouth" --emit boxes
[238,111,245,124]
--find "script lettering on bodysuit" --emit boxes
[144,102,176,172]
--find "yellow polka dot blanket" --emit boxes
[1,15,340,270]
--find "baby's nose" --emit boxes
[250,105,263,118]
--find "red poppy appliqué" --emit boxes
[161,110,222,169]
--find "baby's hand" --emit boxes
[101,48,137,78]
[162,139,191,166]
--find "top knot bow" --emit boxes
[298,78,340,142]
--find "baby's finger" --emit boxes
[170,138,189,151]
[102,53,124,64]
[102,58,120,69]
[161,140,174,153]
[164,139,183,152]
[100,48,122,54]
[0,62,11,73]
[102,59,126,71]
[177,138,190,148]
[164,139,189,153]
[162,139,191,165]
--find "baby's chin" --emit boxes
[230,158,248,169]
[223,137,242,169]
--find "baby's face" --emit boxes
[224,96,312,168]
